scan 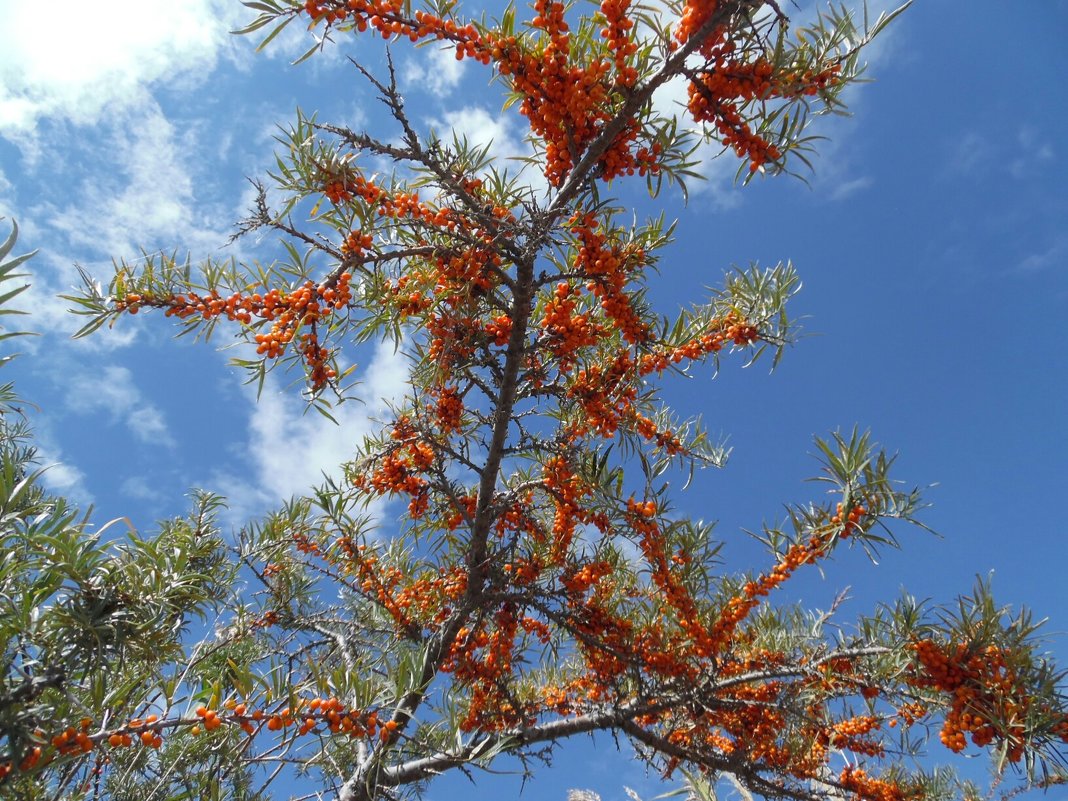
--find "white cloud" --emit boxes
[68,364,138,410]
[0,168,13,217]
[1017,127,1055,160]
[651,75,745,209]
[42,99,230,260]
[15,98,236,346]
[800,127,874,202]
[33,438,93,507]
[120,474,165,502]
[40,459,92,505]
[0,0,240,137]
[949,131,995,177]
[16,266,141,354]
[127,405,173,445]
[404,45,468,96]
[827,175,873,202]
[428,106,549,196]
[63,364,175,446]
[431,106,524,164]
[212,337,411,521]
[642,0,912,209]
[1009,127,1055,179]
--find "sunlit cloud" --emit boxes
[651,74,745,210]
[948,126,1056,182]
[949,131,995,177]
[32,433,93,507]
[1009,127,1055,179]
[428,105,549,196]
[0,168,14,218]
[0,0,240,140]
[39,457,92,506]
[210,338,411,523]
[403,44,468,96]
[1016,235,1067,275]
[827,176,873,201]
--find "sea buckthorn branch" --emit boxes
[259,117,531,388]
[21,583,1054,800]
[285,535,426,641]
[243,0,857,205]
[186,110,527,388]
[0,698,413,784]
[518,258,796,462]
[41,1,1068,799]
[333,244,541,794]
[72,0,820,396]
[332,312,541,787]
[311,86,531,273]
[901,579,1068,767]
[375,699,667,788]
[0,489,240,788]
[454,259,537,576]
[544,0,758,208]
[16,562,1062,796]
[70,253,352,396]
[708,646,894,696]
[238,179,450,282]
[349,410,488,528]
[542,0,858,207]
[618,717,813,799]
[508,591,639,694]
[422,445,977,786]
[292,74,527,256]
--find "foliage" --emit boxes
[0,221,234,795]
[5,1,1068,800]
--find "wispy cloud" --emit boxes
[948,126,1056,182]
[14,97,237,346]
[827,175,873,201]
[40,99,232,260]
[642,0,911,209]
[0,168,14,218]
[430,106,524,160]
[798,124,875,202]
[650,75,745,210]
[1009,127,1055,179]
[62,364,176,447]
[38,456,92,507]
[948,131,995,177]
[1016,235,1068,274]
[126,405,174,445]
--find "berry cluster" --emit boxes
[353,416,434,518]
[906,639,1068,759]
[114,273,353,391]
[540,282,604,372]
[0,698,399,782]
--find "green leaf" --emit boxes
[254,14,296,51]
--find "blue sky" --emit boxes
[1,0,1066,798]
